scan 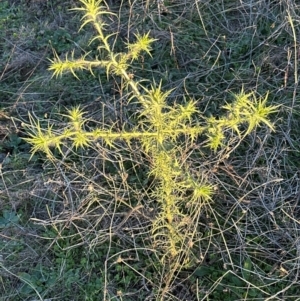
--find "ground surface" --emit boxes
[1,0,300,300]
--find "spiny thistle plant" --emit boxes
[23,0,278,290]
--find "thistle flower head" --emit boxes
[73,0,111,30]
[22,114,60,159]
[127,32,157,60]
[243,91,279,135]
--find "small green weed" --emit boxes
[0,210,20,229]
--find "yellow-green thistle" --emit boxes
[23,0,279,271]
[206,90,279,151]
